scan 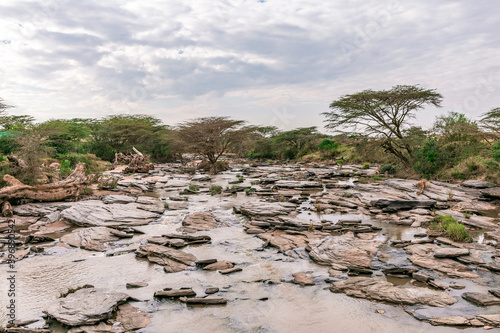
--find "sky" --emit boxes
[0,0,499,132]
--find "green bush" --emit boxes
[362,162,370,169]
[188,184,200,191]
[209,185,222,195]
[429,215,472,242]
[414,138,446,177]
[379,164,395,174]
[244,187,256,195]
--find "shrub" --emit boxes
[188,184,200,191]
[244,187,256,195]
[362,162,370,169]
[429,215,472,242]
[210,161,229,174]
[209,185,222,195]
[379,164,395,174]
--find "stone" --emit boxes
[430,316,473,326]
[205,287,219,294]
[181,297,227,305]
[219,267,242,275]
[101,195,136,204]
[489,289,500,298]
[136,244,196,273]
[462,292,500,306]
[405,244,480,279]
[307,234,380,269]
[61,200,159,227]
[461,180,494,189]
[477,314,500,327]
[116,303,151,331]
[203,260,234,270]
[433,247,470,258]
[44,288,129,326]
[177,212,220,233]
[292,272,315,286]
[6,329,52,333]
[449,284,466,289]
[371,199,436,212]
[126,282,148,288]
[239,202,296,217]
[155,289,196,297]
[166,201,189,210]
[192,174,211,181]
[67,322,117,333]
[257,230,309,253]
[60,227,125,252]
[330,277,457,307]
[412,271,433,283]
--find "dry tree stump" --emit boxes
[114,147,154,174]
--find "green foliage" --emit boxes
[318,138,340,158]
[379,164,396,174]
[244,187,256,195]
[491,141,500,162]
[209,185,222,195]
[413,138,446,177]
[430,215,472,242]
[97,176,118,189]
[60,159,72,178]
[362,162,370,169]
[188,184,200,191]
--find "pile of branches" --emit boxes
[114,147,154,174]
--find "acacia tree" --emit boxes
[323,85,443,165]
[176,116,255,165]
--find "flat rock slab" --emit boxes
[60,227,125,252]
[102,195,136,204]
[155,289,196,298]
[219,267,242,275]
[433,247,470,258]
[292,272,315,286]
[203,260,234,270]
[116,303,151,331]
[405,244,480,279]
[330,277,457,307]
[429,316,479,326]
[177,212,220,233]
[462,292,500,306]
[181,297,227,305]
[44,288,129,326]
[126,282,148,288]
[461,180,494,189]
[477,314,500,327]
[257,230,310,253]
[307,234,381,269]
[136,244,196,273]
[239,202,296,217]
[67,322,117,333]
[61,200,159,227]
[274,180,322,189]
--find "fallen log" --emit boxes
[0,163,94,213]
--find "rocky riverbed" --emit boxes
[1,161,500,332]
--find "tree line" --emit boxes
[1,84,500,184]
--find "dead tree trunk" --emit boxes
[0,163,94,215]
[114,147,154,174]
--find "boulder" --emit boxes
[307,234,380,269]
[61,200,159,227]
[44,288,129,326]
[177,212,220,233]
[433,247,470,258]
[116,303,151,331]
[136,244,196,273]
[330,277,457,307]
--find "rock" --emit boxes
[61,200,159,227]
[456,254,484,265]
[481,187,500,198]
[219,267,242,275]
[274,180,322,189]
[44,288,129,326]
[67,322,117,333]
[6,329,52,333]
[205,287,219,294]
[383,267,417,277]
[427,280,447,290]
[307,234,380,269]
[116,303,151,331]
[489,289,500,298]
[292,272,315,286]
[257,230,309,253]
[196,258,218,266]
[405,244,480,279]
[136,244,196,273]
[155,289,196,297]
[126,282,148,288]
[461,180,494,189]
[430,316,474,326]
[136,196,163,205]
[412,271,433,283]
[192,174,211,181]
[60,227,125,251]
[330,277,457,307]
[449,284,466,289]
[166,201,189,210]
[34,220,72,235]
[203,260,234,270]
[239,202,296,217]
[181,297,227,305]
[102,195,136,204]
[177,212,220,233]
[477,314,500,327]
[479,263,500,273]
[462,292,500,306]
[433,247,470,258]
[371,199,436,212]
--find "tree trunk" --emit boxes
[0,163,93,203]
[114,147,154,173]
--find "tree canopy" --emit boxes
[323,85,443,165]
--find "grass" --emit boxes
[188,184,200,191]
[429,214,472,242]
[244,187,256,195]
[362,162,370,169]
[209,185,222,195]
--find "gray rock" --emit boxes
[462,292,500,306]
[136,244,196,273]
[44,288,129,326]
[429,316,475,326]
[330,277,457,307]
[60,227,126,251]
[274,180,322,189]
[126,282,148,288]
[102,195,136,204]
[461,180,494,189]
[433,247,470,258]
[476,314,500,327]
[61,200,159,227]
[239,202,296,217]
[307,234,381,269]
[192,174,211,181]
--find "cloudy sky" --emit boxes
[1,0,499,131]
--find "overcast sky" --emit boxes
[1,0,499,131]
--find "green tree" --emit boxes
[274,127,325,159]
[323,85,443,165]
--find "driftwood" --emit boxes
[0,163,94,216]
[114,147,154,174]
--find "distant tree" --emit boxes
[323,85,443,165]
[0,115,35,131]
[479,107,500,135]
[0,98,12,115]
[176,116,255,164]
[274,127,325,159]
[433,112,480,143]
